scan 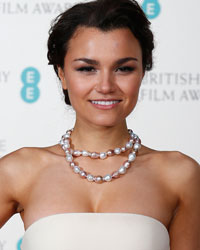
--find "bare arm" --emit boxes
[169,152,200,249]
[0,148,25,228]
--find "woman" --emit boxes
[0,0,199,249]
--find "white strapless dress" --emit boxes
[21,213,170,250]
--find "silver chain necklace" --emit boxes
[59,129,141,183]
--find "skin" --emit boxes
[0,27,200,249]
[58,27,144,152]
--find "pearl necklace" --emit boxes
[59,129,141,183]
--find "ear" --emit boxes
[57,66,67,90]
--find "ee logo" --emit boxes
[142,0,161,19]
[21,67,40,103]
[17,238,22,250]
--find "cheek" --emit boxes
[65,73,92,104]
[120,75,142,101]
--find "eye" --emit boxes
[116,66,135,72]
[76,66,96,72]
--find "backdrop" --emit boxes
[0,0,199,249]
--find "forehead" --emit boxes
[66,27,142,59]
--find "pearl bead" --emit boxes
[73,166,80,173]
[107,150,114,156]
[103,174,112,182]
[121,147,126,152]
[73,150,82,156]
[114,148,121,154]
[59,140,64,145]
[64,142,70,147]
[91,152,99,159]
[70,162,75,167]
[66,154,73,162]
[134,143,141,151]
[119,166,126,174]
[79,171,87,178]
[95,176,103,183]
[82,150,89,156]
[125,141,133,149]
[128,152,136,162]
[124,161,131,168]
[111,171,120,178]
[100,152,107,159]
[87,174,94,182]
[64,133,70,139]
[65,149,73,154]
[62,144,69,150]
[66,129,72,133]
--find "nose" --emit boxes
[95,71,116,94]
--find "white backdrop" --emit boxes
[0,0,199,249]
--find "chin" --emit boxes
[87,116,124,128]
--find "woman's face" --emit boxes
[58,27,144,128]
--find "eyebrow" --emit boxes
[73,57,138,65]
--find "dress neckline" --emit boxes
[24,212,169,236]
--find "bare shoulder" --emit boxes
[141,145,199,171]
[0,146,54,227]
[0,146,56,193]
[1,145,60,177]
[0,147,31,179]
[141,146,200,195]
[0,147,33,227]
[164,150,200,198]
[154,150,200,181]
[0,147,41,195]
[0,146,44,174]
[155,151,200,247]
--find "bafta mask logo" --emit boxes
[142,0,161,19]
[21,67,40,103]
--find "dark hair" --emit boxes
[47,0,154,105]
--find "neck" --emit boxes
[71,120,130,152]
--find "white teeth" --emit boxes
[91,100,120,105]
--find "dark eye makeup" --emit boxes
[116,66,135,72]
[76,66,96,72]
[76,65,135,73]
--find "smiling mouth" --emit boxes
[89,100,122,105]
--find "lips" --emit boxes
[90,100,121,105]
[89,99,122,109]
